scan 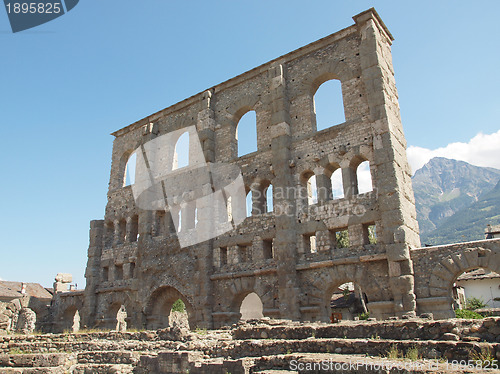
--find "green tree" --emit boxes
[368,225,377,244]
[336,230,349,248]
[171,299,185,313]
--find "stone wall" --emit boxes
[47,8,500,332]
[64,8,422,331]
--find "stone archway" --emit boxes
[239,292,264,320]
[145,286,194,330]
[307,263,392,322]
[422,247,500,319]
[61,306,80,333]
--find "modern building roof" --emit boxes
[0,281,53,301]
[456,268,500,281]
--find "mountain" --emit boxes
[421,179,500,245]
[411,157,500,236]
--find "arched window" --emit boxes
[236,111,257,157]
[173,132,189,170]
[240,292,264,320]
[356,161,373,194]
[307,175,318,205]
[124,153,136,186]
[331,168,344,199]
[314,79,345,131]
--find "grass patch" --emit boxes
[455,309,484,319]
[469,346,498,367]
[385,345,422,361]
[9,348,30,355]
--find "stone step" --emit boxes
[213,338,500,362]
[0,352,73,368]
[0,339,180,355]
[252,353,500,373]
[233,317,500,343]
[0,367,67,373]
[77,351,140,365]
[72,363,134,374]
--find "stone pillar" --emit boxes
[251,185,266,215]
[269,63,301,320]
[113,219,121,246]
[315,172,332,204]
[354,8,420,316]
[83,219,104,329]
[341,166,357,198]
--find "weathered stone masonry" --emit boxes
[50,8,500,332]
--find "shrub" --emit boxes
[455,309,484,319]
[358,312,370,320]
[171,299,185,313]
[466,297,486,311]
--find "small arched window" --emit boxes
[356,161,373,194]
[173,132,189,170]
[314,79,345,131]
[236,111,257,157]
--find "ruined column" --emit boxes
[269,64,301,320]
[82,220,104,329]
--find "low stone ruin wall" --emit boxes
[233,317,500,343]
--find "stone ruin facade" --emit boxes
[49,8,500,333]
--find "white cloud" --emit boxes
[407,130,500,175]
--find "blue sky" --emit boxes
[1,1,499,287]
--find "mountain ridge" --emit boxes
[411,157,500,237]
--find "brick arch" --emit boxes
[226,277,275,318]
[319,154,342,178]
[225,94,261,124]
[118,149,138,188]
[428,247,500,299]
[144,286,195,329]
[53,296,84,333]
[298,60,359,96]
[341,145,374,170]
[307,264,390,320]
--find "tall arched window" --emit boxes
[173,132,189,170]
[236,111,257,157]
[314,79,345,131]
[357,161,373,194]
[124,153,136,186]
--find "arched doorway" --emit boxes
[239,292,264,320]
[329,282,368,322]
[146,286,193,330]
[62,306,80,333]
[452,267,500,316]
[109,303,127,332]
